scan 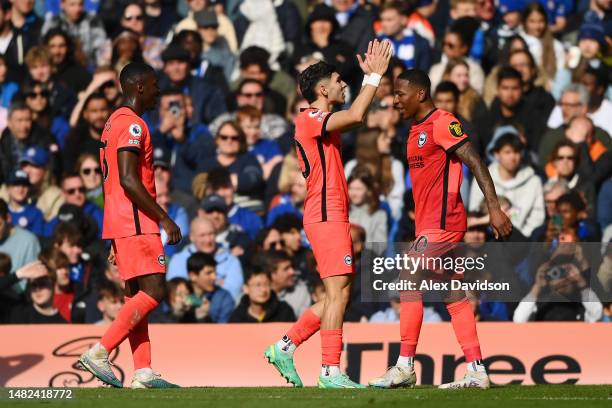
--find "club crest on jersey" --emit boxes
[129,123,142,138]
[158,255,166,266]
[448,121,464,137]
[344,255,353,266]
[417,131,427,147]
[308,109,325,122]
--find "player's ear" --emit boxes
[418,89,426,103]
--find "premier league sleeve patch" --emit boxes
[129,123,142,138]
[448,121,464,137]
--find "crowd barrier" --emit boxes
[1,323,609,387]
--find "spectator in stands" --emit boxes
[254,227,285,253]
[186,251,234,323]
[298,4,356,89]
[149,277,197,323]
[508,49,555,127]
[345,127,404,221]
[0,54,19,113]
[229,269,295,323]
[598,180,612,230]
[377,1,431,71]
[430,21,485,94]
[0,255,48,322]
[556,191,600,242]
[0,101,57,185]
[198,194,251,262]
[513,244,602,322]
[76,153,103,209]
[42,0,107,67]
[153,145,199,218]
[167,217,244,300]
[329,0,376,56]
[5,0,42,83]
[63,93,110,172]
[237,105,283,181]
[547,141,596,215]
[266,154,306,226]
[210,78,289,139]
[47,172,103,235]
[93,282,122,325]
[519,3,564,82]
[110,29,144,73]
[0,199,40,275]
[272,214,314,280]
[142,0,177,39]
[159,44,227,126]
[195,121,264,201]
[470,133,545,237]
[43,28,91,93]
[40,247,74,322]
[441,58,487,123]
[348,167,388,244]
[25,45,76,119]
[9,274,66,323]
[256,250,310,317]
[196,10,235,83]
[207,167,263,241]
[18,146,62,221]
[5,169,45,236]
[20,80,70,149]
[579,66,612,136]
[155,170,189,258]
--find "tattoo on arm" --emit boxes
[454,141,500,210]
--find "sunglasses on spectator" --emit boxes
[124,14,144,21]
[81,167,102,176]
[218,134,240,142]
[555,155,575,162]
[26,90,50,99]
[268,240,285,248]
[240,92,263,98]
[65,187,87,195]
[443,42,458,49]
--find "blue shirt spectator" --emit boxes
[5,170,45,236]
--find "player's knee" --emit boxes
[143,284,166,303]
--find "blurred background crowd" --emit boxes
[0,0,610,325]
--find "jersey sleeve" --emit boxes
[298,110,332,139]
[116,120,146,154]
[432,113,469,153]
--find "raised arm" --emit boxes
[454,140,512,239]
[118,151,182,244]
[325,39,392,133]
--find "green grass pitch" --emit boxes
[4,386,611,408]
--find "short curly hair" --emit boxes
[298,61,336,103]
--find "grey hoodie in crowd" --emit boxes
[468,162,545,238]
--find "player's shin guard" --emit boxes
[399,291,424,358]
[286,308,321,347]
[101,291,159,352]
[125,296,152,370]
[446,298,482,362]
[321,329,342,367]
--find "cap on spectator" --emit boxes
[306,4,338,33]
[7,169,30,186]
[498,0,524,14]
[161,45,191,63]
[194,10,219,28]
[153,147,171,169]
[578,21,606,45]
[201,194,228,213]
[19,146,50,167]
[57,203,85,224]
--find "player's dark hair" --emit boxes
[0,252,11,276]
[497,66,523,86]
[0,199,7,219]
[273,213,303,234]
[397,69,431,93]
[298,61,336,103]
[208,167,233,191]
[119,62,155,90]
[556,191,586,213]
[254,250,291,275]
[492,132,523,153]
[187,252,217,274]
[434,81,460,101]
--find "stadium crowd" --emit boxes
[0,0,610,325]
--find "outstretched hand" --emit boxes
[357,39,392,76]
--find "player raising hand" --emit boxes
[264,39,392,389]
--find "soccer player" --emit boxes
[368,69,512,389]
[264,39,392,389]
[77,63,182,389]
